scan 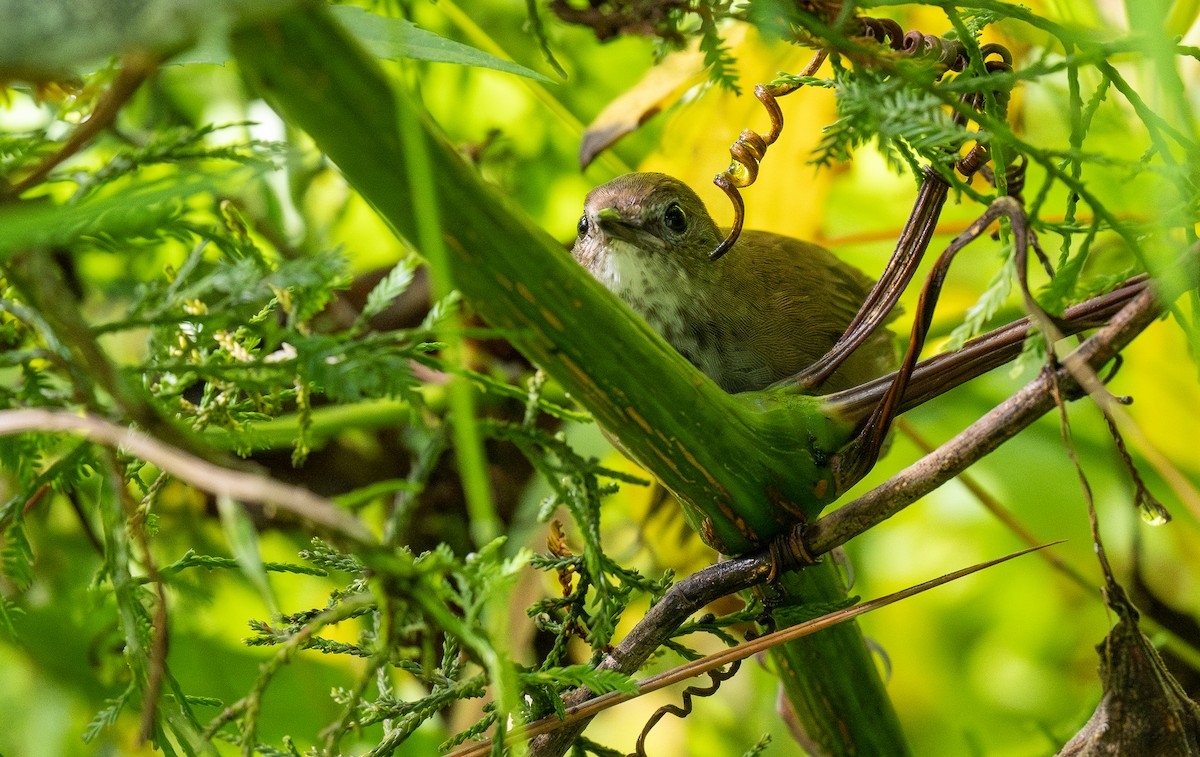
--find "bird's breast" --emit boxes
[583,241,720,369]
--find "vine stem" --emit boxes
[806,281,1166,556]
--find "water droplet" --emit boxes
[1138,495,1171,526]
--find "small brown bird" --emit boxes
[572,172,895,393]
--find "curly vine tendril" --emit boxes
[709,18,1015,261]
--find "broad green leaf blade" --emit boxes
[168,4,555,81]
[0,0,297,77]
[330,5,552,82]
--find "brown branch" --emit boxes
[525,271,1166,757]
[0,408,376,544]
[471,544,1054,757]
[523,554,770,755]
[822,275,1151,422]
[4,54,155,200]
[804,281,1163,558]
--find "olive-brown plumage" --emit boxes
[572,172,895,393]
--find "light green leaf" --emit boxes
[330,5,553,82]
[359,255,421,325]
[0,167,258,259]
[519,664,638,695]
[1,516,34,592]
[216,494,279,618]
[0,594,24,638]
[945,253,1016,351]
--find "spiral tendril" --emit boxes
[709,53,821,260]
[708,18,1016,261]
[633,661,743,756]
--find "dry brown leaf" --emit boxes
[579,45,709,169]
[1056,587,1200,756]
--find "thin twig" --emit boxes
[126,475,171,743]
[1076,369,1200,521]
[465,544,1055,757]
[201,593,376,750]
[0,408,375,544]
[4,54,155,199]
[524,554,771,755]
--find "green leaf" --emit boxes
[295,333,421,402]
[1,515,34,592]
[82,688,132,743]
[359,255,420,325]
[520,664,638,695]
[741,734,773,757]
[945,252,1016,351]
[330,6,552,82]
[216,494,279,617]
[0,167,257,259]
[167,4,555,81]
[0,594,24,638]
[419,291,463,333]
[698,9,740,94]
[0,0,300,77]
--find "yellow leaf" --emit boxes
[641,25,838,241]
[579,45,708,169]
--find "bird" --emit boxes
[571,172,896,394]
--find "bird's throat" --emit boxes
[590,240,717,376]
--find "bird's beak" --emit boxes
[596,207,625,226]
[594,207,637,243]
[594,207,664,249]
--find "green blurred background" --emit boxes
[1,1,1198,755]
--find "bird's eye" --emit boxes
[577,214,589,237]
[663,203,686,233]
